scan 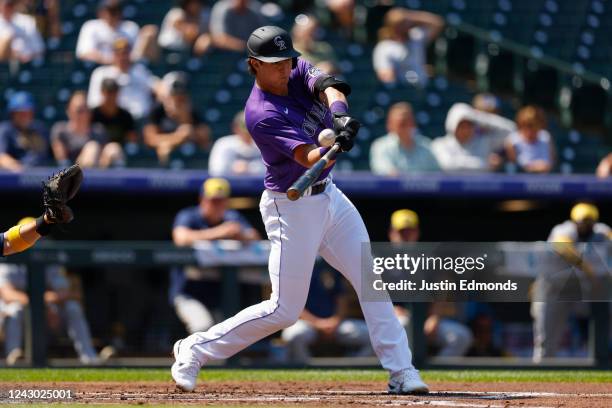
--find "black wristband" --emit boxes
[35,215,54,236]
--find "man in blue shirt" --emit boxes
[171,177,260,334]
[0,91,50,171]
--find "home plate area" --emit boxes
[62,381,612,407]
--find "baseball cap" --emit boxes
[391,209,419,231]
[8,91,35,112]
[18,216,36,226]
[202,178,231,199]
[247,26,301,63]
[570,203,599,223]
[101,78,120,92]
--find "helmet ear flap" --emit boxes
[292,57,297,69]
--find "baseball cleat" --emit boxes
[171,339,201,392]
[388,368,429,395]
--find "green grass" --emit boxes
[0,368,610,383]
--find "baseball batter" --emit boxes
[171,26,428,395]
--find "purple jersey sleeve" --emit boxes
[297,58,325,97]
[0,231,4,257]
[250,114,312,159]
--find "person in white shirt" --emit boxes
[372,7,443,88]
[87,38,159,120]
[432,103,516,172]
[76,0,158,65]
[208,110,264,176]
[0,0,44,63]
[158,0,211,55]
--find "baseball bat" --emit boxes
[287,142,341,201]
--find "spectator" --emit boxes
[0,0,44,63]
[0,218,101,365]
[76,0,158,65]
[91,78,138,146]
[19,0,62,41]
[532,203,611,362]
[51,91,124,168]
[171,178,260,333]
[471,93,516,170]
[471,93,515,142]
[87,38,159,120]
[373,7,443,87]
[158,0,211,56]
[432,103,514,172]
[143,71,210,164]
[291,14,336,65]
[209,0,265,52]
[505,106,555,173]
[389,209,473,357]
[369,102,440,175]
[326,0,355,38]
[596,153,612,178]
[281,267,373,363]
[208,110,263,176]
[0,91,49,171]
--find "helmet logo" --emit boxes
[273,35,287,51]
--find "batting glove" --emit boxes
[333,113,361,152]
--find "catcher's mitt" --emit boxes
[42,164,83,223]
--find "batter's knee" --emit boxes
[270,305,302,330]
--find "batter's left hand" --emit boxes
[333,113,360,152]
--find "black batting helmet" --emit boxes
[247,26,300,68]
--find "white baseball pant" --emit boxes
[180,182,414,373]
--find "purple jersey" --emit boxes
[245,58,334,192]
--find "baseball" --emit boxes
[318,128,336,147]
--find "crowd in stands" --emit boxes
[0,0,608,176]
[370,97,557,175]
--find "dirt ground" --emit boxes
[1,381,611,407]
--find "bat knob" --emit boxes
[286,188,300,201]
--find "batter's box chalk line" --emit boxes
[326,390,612,398]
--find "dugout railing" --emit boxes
[2,240,609,369]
